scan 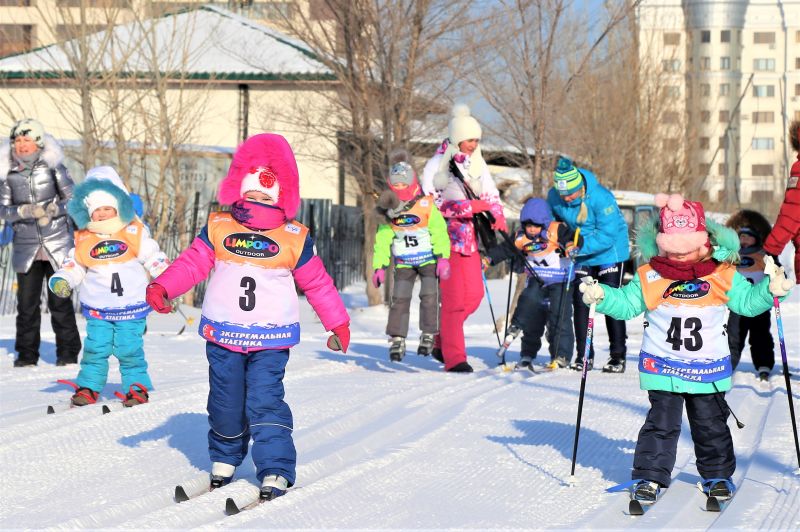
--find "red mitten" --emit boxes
[491,216,507,233]
[327,324,351,353]
[146,283,173,313]
[471,200,491,213]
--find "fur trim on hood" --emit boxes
[0,134,64,179]
[219,134,300,219]
[636,217,740,264]
[725,209,772,244]
[68,177,135,229]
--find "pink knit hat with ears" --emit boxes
[655,193,710,255]
[218,134,300,219]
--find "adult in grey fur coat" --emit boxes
[0,119,81,367]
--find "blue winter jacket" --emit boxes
[546,168,629,267]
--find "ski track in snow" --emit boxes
[0,281,798,530]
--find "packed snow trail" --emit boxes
[0,281,798,529]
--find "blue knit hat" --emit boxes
[553,157,583,195]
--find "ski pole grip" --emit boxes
[573,228,581,247]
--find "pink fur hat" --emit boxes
[218,134,300,218]
[655,193,709,255]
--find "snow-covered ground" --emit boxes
[1,277,798,530]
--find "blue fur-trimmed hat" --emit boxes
[68,166,135,229]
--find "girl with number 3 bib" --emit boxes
[146,134,349,502]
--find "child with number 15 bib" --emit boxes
[579,193,792,507]
[146,134,350,502]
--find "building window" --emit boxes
[797,30,800,43]
[719,136,729,149]
[720,83,730,96]
[796,58,800,70]
[663,32,681,46]
[0,24,33,55]
[720,57,731,70]
[753,32,776,44]
[795,110,800,121]
[55,25,107,41]
[0,0,32,5]
[752,138,774,150]
[701,83,711,97]
[719,110,730,123]
[721,30,731,43]
[56,0,130,5]
[699,137,710,150]
[752,164,773,176]
[795,84,800,96]
[700,57,711,70]
[666,86,681,98]
[752,111,775,123]
[662,59,681,72]
[701,30,711,43]
[753,58,776,71]
[701,110,711,123]
[719,163,728,175]
[752,85,775,98]
[663,111,680,124]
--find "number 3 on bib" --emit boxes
[240,276,256,311]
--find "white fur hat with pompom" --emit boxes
[448,103,482,145]
[432,104,486,190]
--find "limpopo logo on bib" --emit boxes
[223,233,280,259]
[391,214,420,227]
[524,241,547,253]
[90,240,128,260]
[663,279,711,300]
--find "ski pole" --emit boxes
[498,262,515,367]
[570,301,596,481]
[773,296,800,468]
[552,229,580,364]
[482,270,502,348]
[174,304,194,336]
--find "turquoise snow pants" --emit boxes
[75,318,152,393]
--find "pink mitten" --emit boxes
[372,269,386,288]
[436,258,451,280]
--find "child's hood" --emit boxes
[520,198,553,226]
[636,216,740,264]
[68,166,135,229]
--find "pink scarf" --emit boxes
[231,200,286,230]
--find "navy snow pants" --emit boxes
[511,279,574,362]
[632,390,735,487]
[206,343,296,485]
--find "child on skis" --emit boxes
[725,210,776,380]
[49,166,169,407]
[763,119,800,281]
[373,150,450,361]
[145,134,350,501]
[579,193,792,505]
[487,198,581,369]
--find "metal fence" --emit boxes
[0,197,365,314]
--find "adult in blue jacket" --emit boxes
[546,157,630,373]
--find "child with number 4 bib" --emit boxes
[146,134,350,502]
[49,166,169,407]
[579,193,792,507]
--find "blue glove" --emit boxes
[48,276,72,298]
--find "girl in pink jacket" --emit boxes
[146,134,349,502]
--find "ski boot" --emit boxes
[545,357,567,370]
[389,336,406,361]
[757,367,770,382]
[496,325,522,359]
[602,358,626,374]
[570,358,593,372]
[70,387,100,407]
[702,478,734,500]
[260,474,289,501]
[446,361,474,373]
[632,480,661,503]
[210,462,235,490]
[116,383,149,407]
[516,354,534,370]
[417,333,435,356]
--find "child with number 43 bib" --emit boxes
[146,134,350,502]
[579,193,792,506]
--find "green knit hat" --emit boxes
[553,157,583,195]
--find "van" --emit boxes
[613,191,659,279]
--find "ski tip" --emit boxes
[177,326,186,336]
[629,499,645,516]
[225,497,241,516]
[101,404,111,415]
[46,405,55,415]
[706,496,722,512]
[174,486,190,503]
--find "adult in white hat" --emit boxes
[420,104,507,373]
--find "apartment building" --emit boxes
[637,0,800,209]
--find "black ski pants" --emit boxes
[632,390,735,487]
[15,260,81,365]
[511,278,574,362]
[572,262,627,363]
[727,310,774,371]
